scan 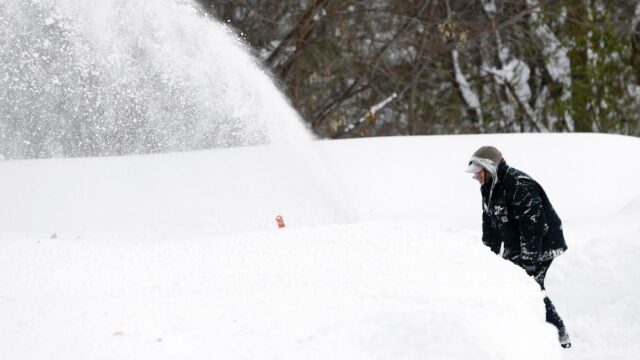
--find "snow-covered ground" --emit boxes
[0,133,638,359]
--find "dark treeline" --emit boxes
[198,0,640,138]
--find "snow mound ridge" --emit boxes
[1,133,638,235]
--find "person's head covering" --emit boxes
[465,146,503,179]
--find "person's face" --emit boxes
[472,169,486,185]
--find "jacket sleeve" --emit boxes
[482,205,501,254]
[512,180,547,262]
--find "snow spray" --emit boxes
[0,0,357,230]
[0,0,311,159]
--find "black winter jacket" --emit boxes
[481,160,567,265]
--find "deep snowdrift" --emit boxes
[0,223,563,360]
[0,133,638,359]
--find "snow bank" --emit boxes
[1,133,636,235]
[4,133,635,236]
[0,133,639,359]
[0,222,562,360]
[0,143,354,236]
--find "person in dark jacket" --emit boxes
[466,146,571,348]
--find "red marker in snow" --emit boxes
[276,215,286,229]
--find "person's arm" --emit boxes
[512,180,547,267]
[482,206,501,254]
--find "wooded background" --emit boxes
[199,0,640,138]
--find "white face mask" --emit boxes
[472,170,485,185]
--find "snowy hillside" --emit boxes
[0,133,638,359]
